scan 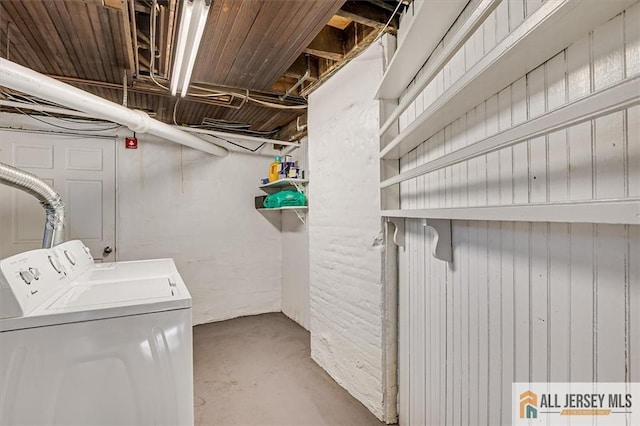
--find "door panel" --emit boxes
[0,131,116,261]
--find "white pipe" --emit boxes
[0,100,300,148]
[0,58,228,157]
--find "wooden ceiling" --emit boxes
[0,0,401,140]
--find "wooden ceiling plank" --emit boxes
[336,0,395,28]
[22,1,77,77]
[195,0,243,84]
[94,5,120,84]
[44,1,92,80]
[2,1,62,75]
[0,6,44,72]
[222,0,292,88]
[70,3,109,83]
[118,0,136,80]
[244,1,311,89]
[256,0,335,89]
[267,0,345,89]
[209,0,263,86]
[368,0,397,13]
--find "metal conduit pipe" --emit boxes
[0,162,65,248]
[0,58,229,157]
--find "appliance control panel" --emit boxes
[0,240,94,319]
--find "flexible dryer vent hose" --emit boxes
[0,161,65,248]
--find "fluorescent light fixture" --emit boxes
[170,0,211,97]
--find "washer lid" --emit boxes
[0,273,191,332]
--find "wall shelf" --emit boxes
[375,0,468,100]
[256,179,308,224]
[379,0,498,133]
[381,77,640,188]
[379,0,637,160]
[381,199,640,225]
[259,178,308,193]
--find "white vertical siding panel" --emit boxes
[450,48,466,88]
[546,51,567,111]
[399,110,409,133]
[450,122,461,208]
[423,79,437,113]
[525,0,543,18]
[567,36,591,102]
[436,69,445,98]
[431,227,443,426]
[487,223,502,425]
[595,224,628,381]
[483,10,497,55]
[508,0,525,32]
[452,225,462,426]
[513,141,529,204]
[466,222,480,423]
[444,126,454,208]
[569,224,595,382]
[457,116,469,206]
[495,0,509,43]
[475,105,488,206]
[407,152,418,425]
[514,223,531,382]
[416,150,427,426]
[528,65,546,119]
[593,14,624,91]
[548,130,569,202]
[443,62,452,94]
[529,136,547,203]
[406,99,416,129]
[625,3,640,77]
[500,222,515,426]
[630,225,640,382]
[628,105,640,197]
[398,155,409,424]
[459,223,470,426]
[512,77,527,125]
[487,94,500,205]
[436,131,446,208]
[476,224,489,425]
[530,223,549,382]
[568,122,593,200]
[465,29,478,72]
[498,87,514,205]
[549,223,571,381]
[474,24,485,68]
[594,112,625,199]
[438,241,447,425]
[445,249,454,425]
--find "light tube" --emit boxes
[170,0,210,97]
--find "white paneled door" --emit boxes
[0,131,116,261]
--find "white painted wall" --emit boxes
[0,113,282,325]
[308,43,387,420]
[117,135,282,325]
[281,138,310,329]
[394,1,640,425]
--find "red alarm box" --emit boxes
[125,137,138,149]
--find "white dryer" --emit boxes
[0,240,193,425]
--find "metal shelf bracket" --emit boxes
[293,208,306,224]
[386,217,405,247]
[423,218,452,263]
[385,216,452,263]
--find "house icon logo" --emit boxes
[520,390,538,419]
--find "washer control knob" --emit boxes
[64,250,76,266]
[28,267,40,280]
[19,270,34,285]
[48,255,63,274]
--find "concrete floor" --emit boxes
[193,313,386,426]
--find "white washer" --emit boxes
[0,240,193,426]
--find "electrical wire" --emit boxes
[11,107,122,132]
[201,133,266,153]
[149,0,170,91]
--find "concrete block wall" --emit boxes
[394,1,640,424]
[307,44,387,420]
[281,138,310,330]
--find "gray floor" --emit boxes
[193,313,386,426]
